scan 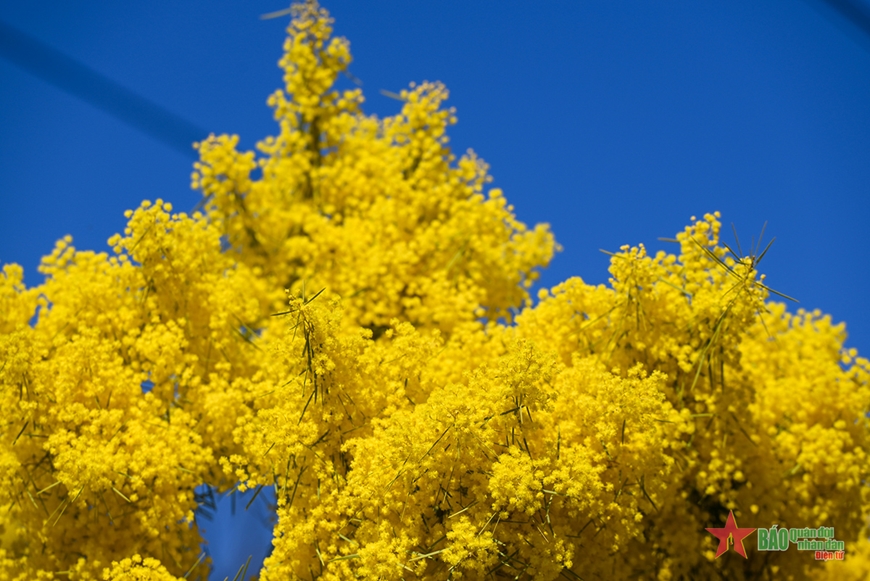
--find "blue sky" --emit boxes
[2,1,869,576]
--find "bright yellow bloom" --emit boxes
[1,2,867,580]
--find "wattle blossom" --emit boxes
[1,3,867,580]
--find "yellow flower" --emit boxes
[1,2,867,580]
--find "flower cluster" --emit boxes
[1,3,867,580]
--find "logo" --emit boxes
[705,510,756,558]
[705,511,846,561]
[757,525,845,561]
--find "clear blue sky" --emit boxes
[2,1,869,577]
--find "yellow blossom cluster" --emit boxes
[1,2,868,580]
[191,1,554,336]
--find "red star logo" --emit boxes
[705,510,756,558]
